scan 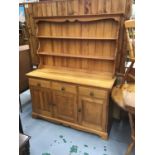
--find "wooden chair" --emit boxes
[111,19,135,155]
[112,78,135,155]
[121,19,135,85]
[19,133,31,155]
[124,21,135,155]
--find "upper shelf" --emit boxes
[34,13,123,23]
[37,35,118,40]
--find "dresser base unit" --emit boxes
[27,68,115,140]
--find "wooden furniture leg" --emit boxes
[125,140,135,155]
[19,115,23,134]
[125,112,135,155]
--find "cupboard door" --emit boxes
[78,97,107,131]
[53,91,77,123]
[30,86,53,117]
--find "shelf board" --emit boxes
[37,35,117,40]
[38,52,115,60]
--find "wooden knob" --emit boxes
[90,92,94,97]
[37,83,41,87]
[61,87,65,91]
[78,109,81,112]
[53,103,56,106]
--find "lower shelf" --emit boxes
[32,112,109,140]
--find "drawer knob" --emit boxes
[37,83,41,87]
[61,87,65,91]
[78,109,81,112]
[90,92,94,97]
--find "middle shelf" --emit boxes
[38,52,115,60]
[37,35,118,40]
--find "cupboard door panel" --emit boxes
[53,91,77,123]
[30,86,53,117]
[30,86,41,113]
[78,96,107,131]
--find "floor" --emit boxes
[20,90,135,155]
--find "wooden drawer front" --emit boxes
[79,86,108,99]
[52,82,77,94]
[29,78,51,88]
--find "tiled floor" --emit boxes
[20,90,135,155]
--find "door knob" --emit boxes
[78,109,81,112]
[37,83,41,87]
[61,87,65,91]
[90,92,94,97]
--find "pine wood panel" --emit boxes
[24,4,39,65]
[39,55,115,75]
[78,96,107,131]
[37,19,119,38]
[35,15,120,77]
[53,91,77,123]
[39,40,116,57]
[30,86,53,117]
[24,0,132,70]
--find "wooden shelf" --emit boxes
[34,14,121,78]
[38,52,115,60]
[37,35,117,40]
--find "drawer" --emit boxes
[79,86,108,99]
[52,82,77,94]
[29,78,51,88]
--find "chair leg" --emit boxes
[19,95,22,113]
[125,112,135,155]
[128,112,135,134]
[125,140,135,155]
[19,115,24,133]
